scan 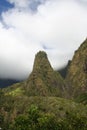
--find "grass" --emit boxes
[5,87,24,96]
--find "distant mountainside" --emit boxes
[0,79,20,88]
[58,60,71,78]
[66,39,87,98]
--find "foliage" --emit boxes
[0,114,4,127]
[75,93,87,105]
[66,39,87,98]
[9,105,87,130]
[10,105,60,130]
[25,51,66,97]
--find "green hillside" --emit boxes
[0,91,87,130]
[0,48,87,130]
[3,51,66,97]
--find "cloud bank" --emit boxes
[0,0,87,79]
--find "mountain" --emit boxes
[66,39,87,98]
[0,79,20,88]
[3,51,66,97]
[25,51,66,97]
[58,60,71,78]
[0,50,87,130]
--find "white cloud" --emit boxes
[79,0,87,2]
[0,0,87,79]
[7,0,47,11]
[7,0,30,8]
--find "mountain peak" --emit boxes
[33,51,52,72]
[35,51,47,58]
[25,51,65,97]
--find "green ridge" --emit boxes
[66,39,87,98]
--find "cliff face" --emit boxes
[66,39,87,97]
[25,51,66,97]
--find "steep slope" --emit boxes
[66,39,87,98]
[3,51,66,97]
[58,60,71,78]
[24,51,66,97]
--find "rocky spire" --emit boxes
[25,51,66,97]
[33,51,53,72]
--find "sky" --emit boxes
[0,0,87,80]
